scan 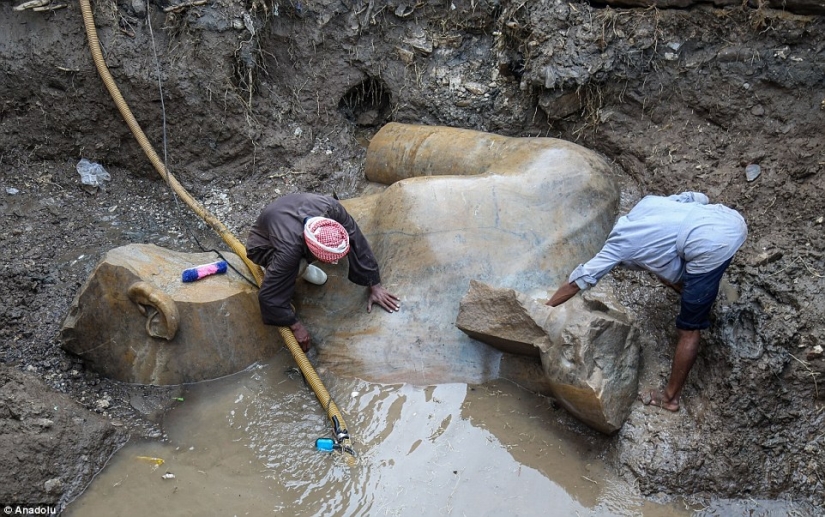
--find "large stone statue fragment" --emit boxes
[61,123,625,396]
[292,123,623,386]
[456,280,639,434]
[60,244,280,385]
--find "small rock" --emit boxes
[95,398,110,409]
[404,30,433,55]
[131,0,146,17]
[6,187,19,195]
[44,478,63,494]
[464,82,486,95]
[751,105,765,116]
[34,418,54,429]
[745,163,761,181]
[815,216,823,225]
[807,345,823,360]
[396,47,415,64]
[753,250,783,266]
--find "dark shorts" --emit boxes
[676,257,733,331]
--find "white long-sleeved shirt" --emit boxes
[569,192,748,289]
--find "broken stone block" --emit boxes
[60,243,281,385]
[455,281,546,358]
[456,280,639,434]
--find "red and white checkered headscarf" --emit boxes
[303,217,350,263]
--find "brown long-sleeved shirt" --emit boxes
[246,193,381,326]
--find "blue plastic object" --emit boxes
[315,438,335,452]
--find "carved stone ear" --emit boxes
[127,281,180,340]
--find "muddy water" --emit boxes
[63,350,780,516]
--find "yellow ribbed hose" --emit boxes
[79,0,355,464]
[279,327,356,465]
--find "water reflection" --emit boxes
[64,353,790,516]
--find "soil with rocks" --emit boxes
[1,0,823,513]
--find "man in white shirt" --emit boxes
[546,192,748,412]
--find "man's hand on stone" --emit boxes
[368,284,401,313]
[289,320,312,352]
[546,281,580,307]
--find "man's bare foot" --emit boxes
[639,389,679,412]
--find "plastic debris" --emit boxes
[76,158,111,187]
[136,456,165,466]
[161,472,176,480]
[315,437,336,452]
[181,260,227,282]
[6,187,19,195]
